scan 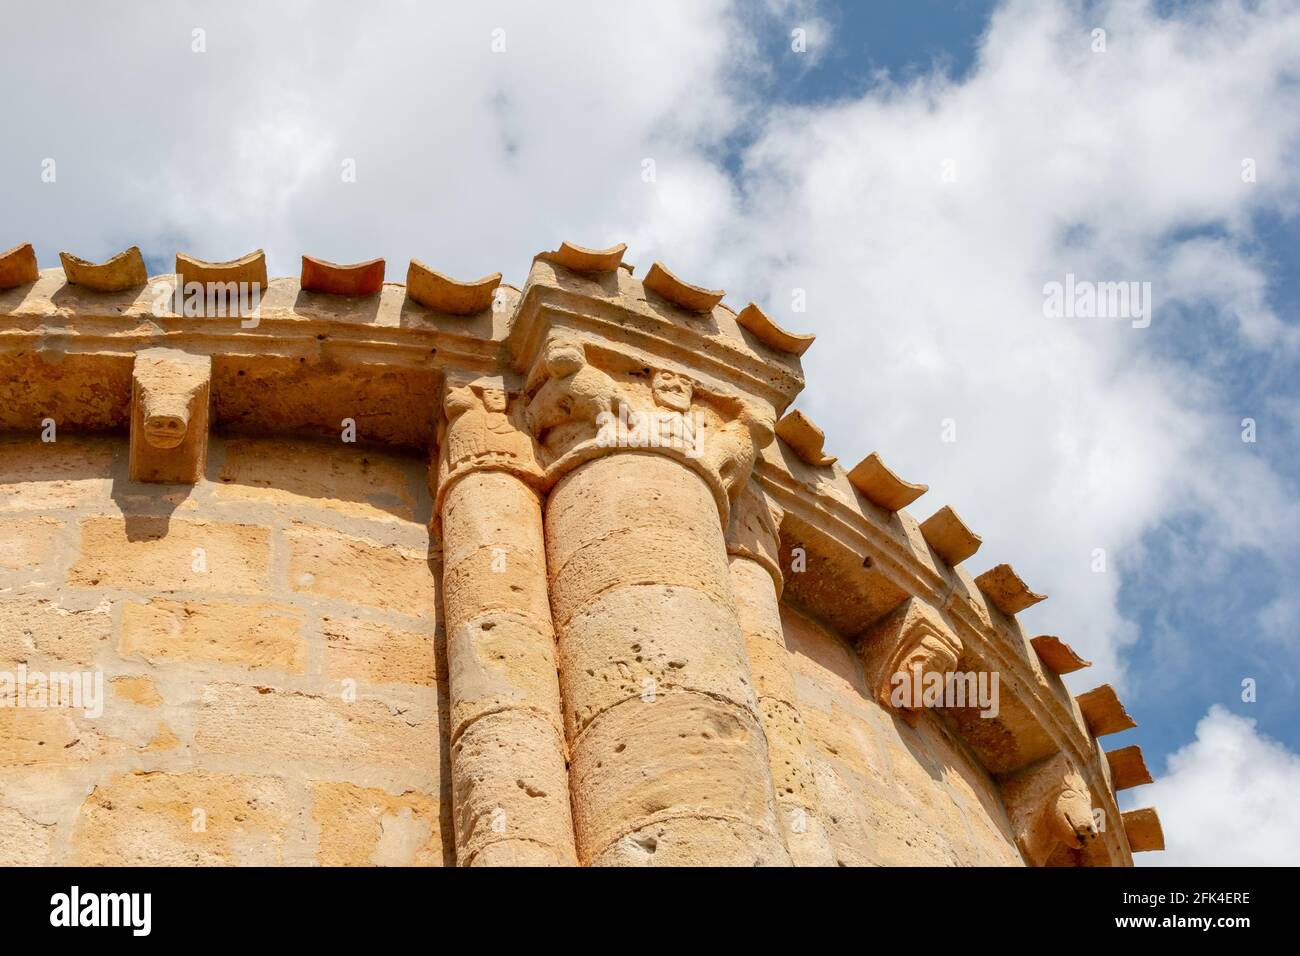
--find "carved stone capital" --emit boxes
[999,752,1099,866]
[857,597,963,723]
[521,330,775,527]
[434,374,544,517]
[128,348,211,484]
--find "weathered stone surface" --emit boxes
[286,525,436,617]
[72,771,299,865]
[70,517,270,593]
[0,245,1154,868]
[121,598,308,673]
[323,615,438,687]
[312,782,447,866]
[216,436,421,522]
[0,599,111,666]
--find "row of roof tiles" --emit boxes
[0,240,816,357]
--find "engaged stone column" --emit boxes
[726,483,837,866]
[527,333,790,866]
[436,376,577,866]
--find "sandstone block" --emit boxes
[286,526,436,618]
[70,517,270,594]
[72,770,297,866]
[121,598,308,673]
[312,781,447,866]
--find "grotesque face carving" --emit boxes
[1002,755,1099,866]
[651,369,693,412]
[144,413,188,449]
[883,627,961,708]
[1052,775,1099,849]
[542,335,586,378]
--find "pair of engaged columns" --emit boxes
[435,333,836,866]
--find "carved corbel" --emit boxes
[128,348,212,484]
[999,752,1099,866]
[523,331,620,457]
[857,597,963,724]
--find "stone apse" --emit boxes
[0,240,1162,866]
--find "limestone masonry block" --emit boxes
[121,598,308,673]
[70,517,270,593]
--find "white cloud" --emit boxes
[1136,705,1300,865]
[678,0,1300,690]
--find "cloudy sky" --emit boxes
[3,0,1297,865]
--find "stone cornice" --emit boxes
[506,259,805,416]
[754,445,1133,866]
[0,271,511,374]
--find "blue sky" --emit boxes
[744,0,1299,769]
[2,0,1297,863]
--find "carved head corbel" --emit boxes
[1001,752,1100,866]
[128,348,212,484]
[141,390,191,449]
[858,598,964,724]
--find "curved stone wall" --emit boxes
[0,434,447,865]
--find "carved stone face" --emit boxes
[543,337,585,378]
[1053,779,1099,848]
[144,413,188,449]
[480,386,508,413]
[651,369,693,412]
[887,629,960,696]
